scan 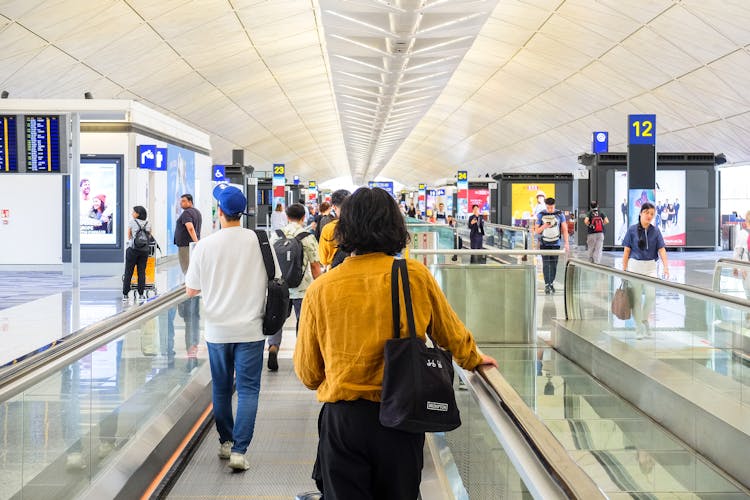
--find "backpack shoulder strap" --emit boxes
[295,231,312,242]
[275,229,285,239]
[254,230,274,280]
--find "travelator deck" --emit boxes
[2,254,750,498]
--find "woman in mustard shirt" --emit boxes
[294,187,497,500]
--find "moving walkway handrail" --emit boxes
[565,259,750,320]
[713,257,750,292]
[0,286,187,403]
[409,248,563,256]
[466,364,605,499]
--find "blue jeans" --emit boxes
[207,340,264,454]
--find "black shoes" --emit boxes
[544,284,555,295]
[267,347,279,372]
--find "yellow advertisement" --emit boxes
[511,183,555,227]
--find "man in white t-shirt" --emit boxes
[185,183,279,472]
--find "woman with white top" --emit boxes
[621,202,669,339]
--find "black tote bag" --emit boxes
[379,259,461,433]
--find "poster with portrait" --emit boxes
[468,188,491,215]
[614,171,686,246]
[166,145,196,255]
[79,161,118,245]
[511,183,555,228]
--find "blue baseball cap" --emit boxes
[212,183,247,217]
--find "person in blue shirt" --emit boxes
[535,197,569,294]
[621,202,670,339]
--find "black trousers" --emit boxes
[123,247,148,295]
[541,244,560,285]
[313,400,424,500]
[470,233,485,264]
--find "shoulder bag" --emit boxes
[611,281,632,320]
[379,259,461,433]
[255,230,291,335]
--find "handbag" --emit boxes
[255,230,290,336]
[379,259,461,433]
[611,282,632,320]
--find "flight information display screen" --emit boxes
[0,115,18,172]
[25,115,61,172]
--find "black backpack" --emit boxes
[133,220,151,253]
[255,230,290,336]
[273,229,312,288]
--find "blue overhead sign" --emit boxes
[153,148,167,171]
[628,115,656,145]
[293,175,300,185]
[592,131,608,153]
[138,145,156,169]
[212,165,226,181]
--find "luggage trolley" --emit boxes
[129,242,160,298]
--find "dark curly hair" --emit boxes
[334,187,410,255]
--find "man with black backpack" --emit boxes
[267,203,321,371]
[583,200,609,264]
[185,184,280,471]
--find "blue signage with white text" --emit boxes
[628,115,656,145]
[153,148,167,171]
[138,145,156,169]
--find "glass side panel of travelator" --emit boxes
[0,293,205,500]
[478,345,747,498]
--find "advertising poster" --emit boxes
[436,188,453,216]
[511,183,555,228]
[468,188,491,215]
[79,161,118,245]
[614,171,686,246]
[166,145,196,255]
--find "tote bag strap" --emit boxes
[390,259,417,340]
[254,230,275,281]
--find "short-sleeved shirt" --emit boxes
[585,210,608,235]
[622,223,665,261]
[174,207,202,246]
[536,210,566,247]
[128,219,151,248]
[271,222,319,299]
[185,226,279,343]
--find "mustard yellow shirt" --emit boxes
[294,253,483,403]
[318,219,338,266]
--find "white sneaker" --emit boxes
[98,441,114,459]
[65,452,86,471]
[138,294,147,304]
[228,452,250,471]
[122,294,130,303]
[218,441,233,459]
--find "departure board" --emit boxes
[25,115,61,172]
[0,116,18,172]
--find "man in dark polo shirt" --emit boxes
[175,194,202,273]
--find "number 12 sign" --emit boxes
[628,114,656,145]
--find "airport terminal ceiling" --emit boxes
[1,0,749,187]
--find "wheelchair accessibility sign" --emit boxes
[213,165,226,181]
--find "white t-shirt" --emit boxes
[185,226,280,343]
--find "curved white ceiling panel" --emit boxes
[0,0,749,187]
